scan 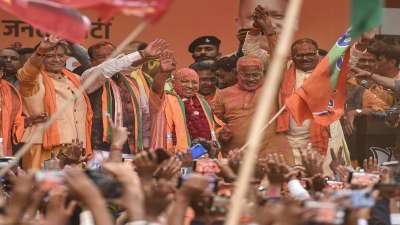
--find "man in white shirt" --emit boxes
[81,39,167,162]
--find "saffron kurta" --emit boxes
[17,60,92,169]
[213,84,293,163]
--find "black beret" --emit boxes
[188,36,221,53]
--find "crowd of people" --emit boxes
[0,0,400,225]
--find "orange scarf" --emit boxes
[41,69,93,158]
[1,80,24,155]
[276,64,329,155]
[151,93,220,153]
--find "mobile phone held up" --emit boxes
[348,172,380,187]
[191,143,207,160]
[177,174,218,193]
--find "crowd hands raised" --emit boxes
[1,2,400,225]
[1,122,398,225]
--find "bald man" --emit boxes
[151,65,222,153]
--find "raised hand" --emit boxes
[252,5,274,33]
[215,158,237,182]
[38,35,62,51]
[102,162,145,221]
[264,153,291,185]
[142,38,168,59]
[301,149,324,177]
[107,114,128,150]
[177,174,210,201]
[363,156,379,173]
[329,147,346,175]
[4,173,36,225]
[160,49,176,73]
[153,156,182,180]
[64,167,113,225]
[44,188,77,225]
[336,165,351,183]
[133,151,159,180]
[64,167,103,207]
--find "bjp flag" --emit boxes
[285,30,352,126]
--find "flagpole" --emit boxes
[224,0,303,225]
[238,105,286,152]
[0,19,151,176]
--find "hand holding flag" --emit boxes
[285,0,384,127]
[285,30,352,126]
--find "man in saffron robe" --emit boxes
[151,52,222,153]
[0,60,23,156]
[17,37,93,169]
[213,55,292,162]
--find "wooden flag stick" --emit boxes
[224,0,303,225]
[238,105,286,152]
[0,19,150,176]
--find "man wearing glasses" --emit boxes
[276,38,328,165]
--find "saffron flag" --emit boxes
[351,0,383,38]
[285,30,352,126]
[53,0,173,22]
[0,0,90,43]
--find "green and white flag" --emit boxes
[351,0,383,38]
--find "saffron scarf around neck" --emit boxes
[41,69,93,158]
[1,80,23,156]
[276,64,329,154]
[166,93,219,150]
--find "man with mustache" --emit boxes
[151,52,222,152]
[190,61,221,108]
[188,36,221,63]
[276,38,329,164]
[213,55,292,161]
[17,36,94,169]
